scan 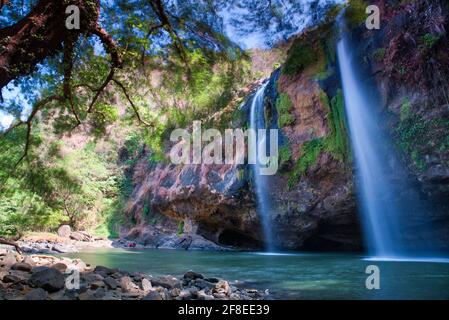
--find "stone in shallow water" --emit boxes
[183,270,204,281]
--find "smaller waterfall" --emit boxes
[249,82,276,252]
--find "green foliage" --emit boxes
[400,97,411,121]
[279,144,292,166]
[421,33,440,49]
[325,90,348,161]
[345,0,368,29]
[287,90,348,188]
[288,139,324,188]
[396,116,449,171]
[373,48,386,61]
[282,40,319,76]
[276,93,295,127]
[177,220,185,235]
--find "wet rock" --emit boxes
[29,267,65,293]
[142,291,163,300]
[194,278,215,290]
[24,288,48,300]
[183,270,204,281]
[103,277,118,290]
[94,265,115,277]
[197,290,214,300]
[151,275,179,289]
[11,262,32,272]
[90,281,105,290]
[2,274,21,284]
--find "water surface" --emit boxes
[63,248,449,300]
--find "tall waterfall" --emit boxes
[337,24,409,258]
[249,82,275,252]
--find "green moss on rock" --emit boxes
[276,93,295,127]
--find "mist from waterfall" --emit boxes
[249,82,276,252]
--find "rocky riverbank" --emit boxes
[0,248,268,300]
[15,224,232,255]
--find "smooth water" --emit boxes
[249,82,275,251]
[63,248,449,299]
[337,27,424,258]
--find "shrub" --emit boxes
[276,93,295,127]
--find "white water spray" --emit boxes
[249,82,276,252]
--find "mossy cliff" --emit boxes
[121,0,449,251]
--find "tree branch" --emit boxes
[8,95,63,167]
[112,78,153,127]
[0,237,22,255]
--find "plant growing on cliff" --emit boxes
[345,0,368,29]
[282,36,323,76]
[288,138,324,188]
[287,90,348,188]
[177,221,185,235]
[400,98,411,121]
[396,116,449,171]
[276,93,295,127]
[421,33,441,49]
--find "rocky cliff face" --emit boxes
[123,0,449,252]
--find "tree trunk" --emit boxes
[0,237,22,254]
[0,0,100,89]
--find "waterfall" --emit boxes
[336,20,431,259]
[249,82,276,252]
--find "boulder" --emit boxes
[103,277,118,290]
[52,263,68,273]
[29,267,65,293]
[90,281,105,290]
[57,225,72,238]
[214,280,230,296]
[24,288,48,300]
[2,274,21,284]
[70,231,91,242]
[142,291,163,300]
[93,265,115,277]
[11,262,32,272]
[183,270,204,281]
[151,275,179,289]
[141,278,152,292]
[120,276,139,293]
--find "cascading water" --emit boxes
[249,82,276,252]
[336,18,432,259]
